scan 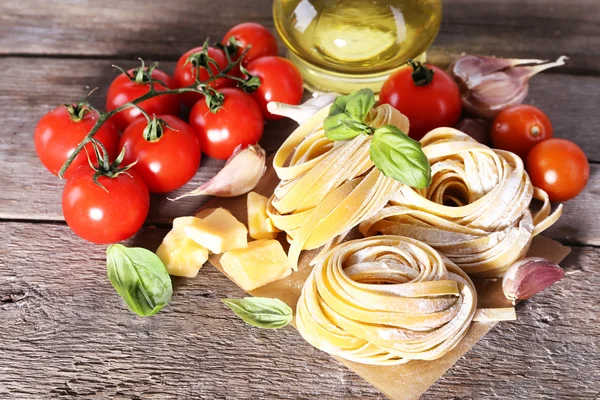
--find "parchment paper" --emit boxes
[197,158,571,400]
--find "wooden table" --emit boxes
[1,1,599,398]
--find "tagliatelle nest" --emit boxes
[296,235,477,365]
[267,104,409,270]
[359,128,562,278]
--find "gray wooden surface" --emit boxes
[1,0,599,399]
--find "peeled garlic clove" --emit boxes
[267,92,339,124]
[171,144,266,200]
[450,55,568,120]
[502,257,565,302]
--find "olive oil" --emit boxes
[273,0,442,93]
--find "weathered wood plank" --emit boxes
[0,222,598,399]
[1,0,599,75]
[1,57,599,246]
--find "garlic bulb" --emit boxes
[171,144,266,200]
[450,55,568,120]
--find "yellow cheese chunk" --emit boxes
[185,208,248,254]
[247,192,278,240]
[156,217,209,278]
[221,239,292,291]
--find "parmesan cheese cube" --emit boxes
[157,217,209,278]
[220,239,291,291]
[247,192,278,240]
[185,208,248,254]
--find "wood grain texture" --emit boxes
[1,0,599,75]
[1,222,598,399]
[1,0,599,398]
[1,57,599,246]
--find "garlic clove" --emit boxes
[451,55,568,120]
[502,257,565,303]
[171,144,266,200]
[267,92,339,124]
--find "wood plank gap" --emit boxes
[2,219,600,251]
[1,54,598,78]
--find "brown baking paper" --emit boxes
[198,158,571,400]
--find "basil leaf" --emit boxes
[222,297,293,329]
[323,112,364,141]
[344,88,376,122]
[323,88,376,141]
[370,125,432,189]
[106,244,172,317]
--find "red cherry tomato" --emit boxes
[526,139,589,202]
[34,105,120,178]
[379,61,462,140]
[119,115,201,193]
[189,88,263,160]
[62,165,150,244]
[491,105,553,159]
[106,67,180,131]
[222,22,278,66]
[174,46,235,108]
[244,56,303,120]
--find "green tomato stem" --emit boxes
[57,51,248,178]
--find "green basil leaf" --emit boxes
[106,244,172,317]
[323,88,376,141]
[344,88,376,122]
[222,297,293,329]
[370,125,432,189]
[323,112,364,141]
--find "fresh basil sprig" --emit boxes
[323,89,431,189]
[222,297,293,329]
[370,125,431,189]
[106,244,173,317]
[323,88,376,140]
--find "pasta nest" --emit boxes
[296,235,477,365]
[359,128,562,277]
[267,104,408,269]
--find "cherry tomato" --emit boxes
[244,56,303,120]
[526,139,589,202]
[491,105,553,159]
[34,105,120,178]
[189,88,263,160]
[379,61,462,140]
[174,46,235,108]
[106,67,180,131]
[62,165,150,244]
[222,22,278,66]
[119,115,201,193]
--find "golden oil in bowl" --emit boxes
[273,0,442,93]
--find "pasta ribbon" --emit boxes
[296,235,477,365]
[359,128,562,277]
[267,104,409,269]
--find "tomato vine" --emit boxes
[58,39,255,178]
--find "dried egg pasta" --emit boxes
[359,128,562,277]
[296,236,477,365]
[267,104,410,269]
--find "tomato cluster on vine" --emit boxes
[33,22,304,244]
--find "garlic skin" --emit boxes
[450,55,568,120]
[267,92,339,124]
[171,144,266,200]
[502,257,565,303]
